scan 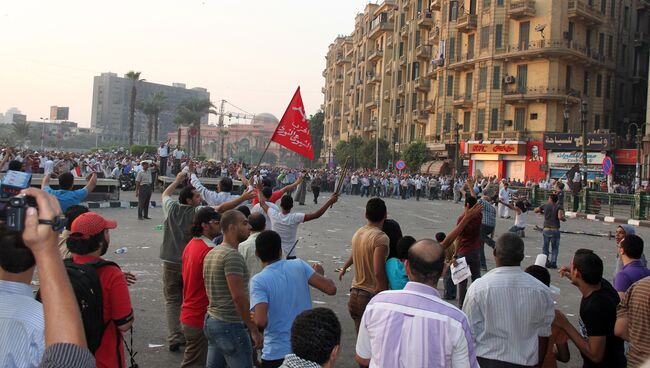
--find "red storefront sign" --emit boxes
[467,143,523,155]
[613,149,638,165]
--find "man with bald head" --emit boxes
[355,239,479,368]
[463,233,555,368]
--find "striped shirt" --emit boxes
[356,282,479,368]
[463,266,554,366]
[0,280,45,368]
[203,244,249,323]
[478,199,497,227]
[617,276,650,367]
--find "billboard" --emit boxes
[543,133,614,151]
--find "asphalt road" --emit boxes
[97,189,648,368]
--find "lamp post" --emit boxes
[392,128,397,169]
[454,121,463,176]
[39,117,47,150]
[628,122,643,190]
[580,100,588,186]
[374,117,379,170]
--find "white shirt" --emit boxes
[190,173,239,206]
[238,232,263,278]
[43,159,54,174]
[158,145,169,157]
[251,201,280,231]
[514,211,527,228]
[173,149,185,159]
[267,207,305,257]
[499,188,510,201]
[462,267,554,366]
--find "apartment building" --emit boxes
[322,0,650,179]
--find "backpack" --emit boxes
[36,258,119,353]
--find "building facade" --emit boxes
[49,106,69,121]
[322,0,650,179]
[90,72,210,144]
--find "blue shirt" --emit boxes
[385,258,408,290]
[44,187,87,212]
[0,280,45,368]
[250,260,315,360]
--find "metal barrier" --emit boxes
[585,191,636,219]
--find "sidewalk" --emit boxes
[564,211,650,228]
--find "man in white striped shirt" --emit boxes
[463,232,555,368]
[355,239,479,368]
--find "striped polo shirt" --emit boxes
[203,244,249,323]
[617,276,650,367]
[356,282,479,368]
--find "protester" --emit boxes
[189,164,241,205]
[463,233,555,368]
[310,172,322,204]
[135,160,153,220]
[555,249,626,367]
[534,194,566,269]
[455,195,483,309]
[180,208,222,368]
[613,224,647,278]
[498,182,512,218]
[41,171,97,212]
[280,308,341,368]
[339,198,390,333]
[615,276,650,367]
[67,212,134,368]
[158,138,171,176]
[251,230,337,368]
[468,179,496,271]
[238,212,266,278]
[355,239,479,367]
[384,235,415,290]
[203,210,262,367]
[613,234,650,299]
[251,187,280,231]
[382,218,403,260]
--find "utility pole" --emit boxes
[581,100,588,187]
[455,122,462,176]
[218,100,226,161]
[629,122,643,190]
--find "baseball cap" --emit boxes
[70,212,117,240]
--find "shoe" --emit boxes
[549,263,558,269]
[138,217,144,220]
[169,343,180,352]
[144,217,152,220]
[545,260,551,268]
[299,203,305,206]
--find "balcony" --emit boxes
[414,77,431,91]
[367,73,382,84]
[387,36,393,48]
[368,48,384,62]
[336,54,351,65]
[637,0,650,11]
[425,100,434,112]
[448,52,475,70]
[430,0,441,11]
[452,94,473,108]
[397,84,405,95]
[399,54,406,65]
[383,90,390,100]
[413,109,430,123]
[415,44,432,59]
[369,20,394,39]
[417,11,434,28]
[503,86,575,104]
[567,0,604,25]
[429,27,440,43]
[493,39,605,66]
[508,0,536,19]
[426,64,439,79]
[456,14,477,33]
[400,24,409,38]
[634,32,649,47]
[365,98,379,108]
[335,75,344,83]
[321,87,326,94]
[334,95,342,102]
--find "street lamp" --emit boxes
[628,122,643,190]
[580,100,588,186]
[454,122,463,176]
[373,117,379,169]
[392,128,397,169]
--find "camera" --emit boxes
[0,196,37,233]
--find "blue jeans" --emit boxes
[542,230,561,265]
[204,316,253,368]
[443,265,456,299]
[479,224,495,268]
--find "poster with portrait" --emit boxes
[525,141,547,182]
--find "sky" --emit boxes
[0,0,374,126]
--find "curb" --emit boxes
[564,211,650,228]
[83,201,159,209]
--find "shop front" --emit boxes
[543,133,614,182]
[613,149,639,184]
[466,141,527,180]
[547,152,606,181]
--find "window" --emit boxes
[594,114,600,130]
[465,73,473,98]
[411,93,418,111]
[479,67,488,90]
[567,22,574,42]
[477,109,486,131]
[445,112,452,132]
[410,124,416,141]
[621,44,627,67]
[583,71,589,96]
[450,1,458,21]
[448,37,456,62]
[516,64,528,92]
[497,0,504,5]
[608,35,613,59]
[495,24,503,49]
[619,83,624,105]
[415,31,421,47]
[492,65,501,89]
[624,6,629,28]
[436,113,442,134]
[598,33,604,56]
[530,113,538,120]
[399,42,404,57]
[566,65,572,91]
[483,0,491,8]
[490,108,499,130]
[438,74,444,96]
[596,74,602,97]
[515,107,526,131]
[605,75,611,99]
[463,111,471,132]
[601,0,606,14]
[610,0,615,17]
[412,61,420,80]
[480,26,490,49]
[467,34,475,58]
[447,75,454,96]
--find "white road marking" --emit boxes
[409,213,442,223]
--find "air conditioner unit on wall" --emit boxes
[504,75,516,84]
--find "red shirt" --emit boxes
[72,254,132,368]
[181,237,215,328]
[251,189,284,205]
[456,212,483,254]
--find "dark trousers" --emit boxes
[163,262,185,346]
[348,288,374,334]
[261,359,284,368]
[416,188,421,201]
[173,159,181,175]
[312,186,320,204]
[443,264,456,299]
[181,323,208,368]
[160,156,168,176]
[479,224,496,268]
[457,249,481,309]
[477,357,535,368]
[138,184,152,218]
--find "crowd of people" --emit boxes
[2,142,650,368]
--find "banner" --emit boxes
[467,143,524,155]
[271,87,314,160]
[547,151,606,165]
[543,133,614,151]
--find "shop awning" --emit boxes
[420,160,451,175]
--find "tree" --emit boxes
[173,116,186,149]
[125,71,143,146]
[359,138,391,169]
[176,98,216,156]
[402,141,428,172]
[333,136,364,168]
[303,111,324,168]
[137,92,166,145]
[12,120,30,145]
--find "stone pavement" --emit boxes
[97,191,649,368]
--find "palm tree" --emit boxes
[176,98,216,156]
[125,71,143,146]
[173,116,186,149]
[12,120,30,145]
[217,128,229,161]
[137,92,166,145]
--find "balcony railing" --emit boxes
[417,11,434,28]
[414,77,431,91]
[567,0,604,25]
[452,94,473,108]
[494,39,606,64]
[368,48,384,62]
[456,14,477,32]
[428,27,440,43]
[367,73,382,84]
[400,24,409,38]
[430,0,441,10]
[336,54,351,65]
[369,20,394,39]
[503,86,576,102]
[508,0,536,19]
[416,44,432,59]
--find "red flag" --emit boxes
[271,87,314,160]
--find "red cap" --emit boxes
[70,212,117,240]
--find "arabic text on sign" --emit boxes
[468,144,521,155]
